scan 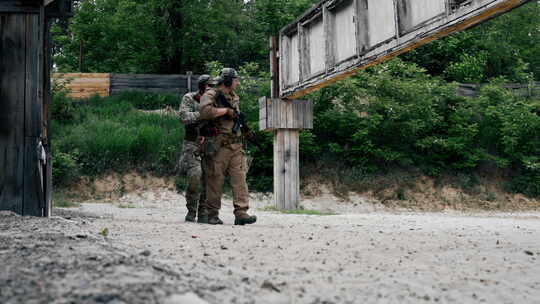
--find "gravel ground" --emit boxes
[1,193,539,304]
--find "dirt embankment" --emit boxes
[62,171,540,212]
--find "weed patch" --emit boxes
[53,191,80,208]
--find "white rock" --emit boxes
[163,292,208,304]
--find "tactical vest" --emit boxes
[184,93,202,142]
[184,123,199,142]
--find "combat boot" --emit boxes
[234,214,257,225]
[197,214,209,224]
[185,211,196,222]
[208,216,224,225]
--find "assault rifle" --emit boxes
[216,92,263,151]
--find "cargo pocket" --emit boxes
[242,151,253,173]
[203,137,221,158]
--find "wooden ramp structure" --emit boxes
[262,0,534,209]
[0,0,72,216]
[279,0,533,99]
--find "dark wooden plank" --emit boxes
[23,137,44,216]
[110,87,184,95]
[25,14,41,138]
[0,147,24,214]
[112,74,186,80]
[45,0,73,18]
[111,82,184,87]
[44,151,52,216]
[0,14,26,148]
[42,15,52,146]
[23,13,47,216]
[110,73,191,95]
[41,7,52,216]
[270,36,280,98]
[0,14,26,214]
[0,0,41,13]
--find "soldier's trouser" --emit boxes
[205,143,249,217]
[179,141,207,216]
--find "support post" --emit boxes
[274,129,300,209]
[266,36,311,210]
[271,36,299,210]
[187,71,193,93]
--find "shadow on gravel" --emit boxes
[0,211,217,304]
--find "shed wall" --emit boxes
[0,12,47,216]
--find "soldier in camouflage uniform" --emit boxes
[178,75,211,223]
[199,68,257,225]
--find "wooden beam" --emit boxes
[260,98,313,131]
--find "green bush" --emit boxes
[509,171,540,197]
[52,151,80,186]
[305,58,540,196]
[51,91,77,123]
[52,92,183,180]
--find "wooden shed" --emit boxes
[0,0,72,216]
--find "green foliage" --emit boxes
[444,52,487,83]
[52,151,80,186]
[53,191,80,208]
[402,2,540,82]
[51,92,183,184]
[509,171,540,197]
[51,91,77,123]
[53,0,161,73]
[306,59,540,195]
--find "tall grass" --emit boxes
[52,92,183,185]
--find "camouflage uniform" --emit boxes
[178,91,207,221]
[199,88,252,221]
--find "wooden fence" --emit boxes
[52,73,540,99]
[457,82,540,98]
[52,73,110,98]
[52,73,200,98]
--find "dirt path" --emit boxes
[2,188,540,304]
[74,195,540,304]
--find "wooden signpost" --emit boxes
[0,0,72,217]
[261,0,533,210]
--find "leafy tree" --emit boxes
[52,0,321,73]
[402,2,540,82]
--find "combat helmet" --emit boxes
[198,74,211,86]
[197,74,211,91]
[218,68,238,86]
[220,68,238,79]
